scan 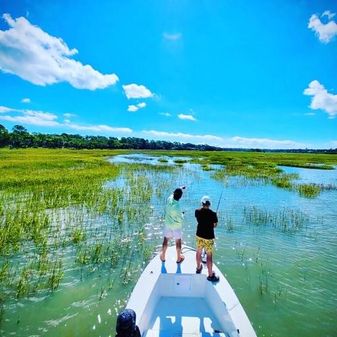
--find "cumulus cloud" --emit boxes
[322,10,336,20]
[308,11,337,43]
[21,97,31,103]
[127,105,138,112]
[127,102,147,112]
[0,14,119,89]
[163,32,182,41]
[304,80,337,118]
[137,102,146,108]
[123,84,153,99]
[178,114,196,121]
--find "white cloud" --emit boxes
[178,114,196,121]
[0,14,119,89]
[163,32,182,41]
[127,102,147,112]
[64,121,132,134]
[0,105,12,113]
[322,10,336,20]
[230,137,305,149]
[308,11,337,43]
[329,140,337,148]
[21,97,31,103]
[304,80,337,118]
[127,105,139,112]
[0,109,60,126]
[140,130,224,145]
[137,102,146,109]
[123,84,153,99]
[0,105,131,133]
[139,130,307,149]
[160,112,172,117]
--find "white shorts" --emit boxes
[164,228,182,240]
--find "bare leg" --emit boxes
[206,252,213,277]
[160,237,168,261]
[196,248,202,270]
[175,239,184,262]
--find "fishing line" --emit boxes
[216,179,227,213]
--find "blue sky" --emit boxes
[0,0,336,149]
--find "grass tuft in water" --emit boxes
[297,183,321,198]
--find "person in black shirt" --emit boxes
[195,195,219,282]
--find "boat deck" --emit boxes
[144,296,227,337]
[127,246,256,337]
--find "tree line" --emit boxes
[0,124,336,153]
[0,124,221,151]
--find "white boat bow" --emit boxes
[126,245,257,337]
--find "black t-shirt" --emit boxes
[195,208,218,240]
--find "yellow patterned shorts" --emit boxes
[196,236,214,254]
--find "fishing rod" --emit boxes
[215,185,225,213]
[201,181,226,263]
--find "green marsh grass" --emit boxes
[243,206,309,232]
[147,150,337,197]
[0,148,169,309]
[297,183,321,198]
[1,148,336,328]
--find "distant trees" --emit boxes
[0,124,10,146]
[0,124,336,153]
[0,124,223,151]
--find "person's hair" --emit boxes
[116,309,140,337]
[173,188,183,200]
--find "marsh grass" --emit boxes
[0,148,168,308]
[1,148,336,323]
[243,206,309,232]
[218,214,235,232]
[149,150,337,198]
[258,262,271,296]
[297,184,321,198]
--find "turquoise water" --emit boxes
[1,154,337,337]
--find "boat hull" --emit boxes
[126,246,257,337]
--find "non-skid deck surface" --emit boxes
[159,247,206,275]
[143,297,227,337]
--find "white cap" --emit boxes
[201,195,211,205]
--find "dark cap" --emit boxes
[173,188,183,200]
[116,309,137,333]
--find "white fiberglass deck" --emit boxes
[127,246,257,337]
[144,296,225,337]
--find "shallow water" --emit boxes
[1,154,337,337]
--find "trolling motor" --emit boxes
[116,309,141,337]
